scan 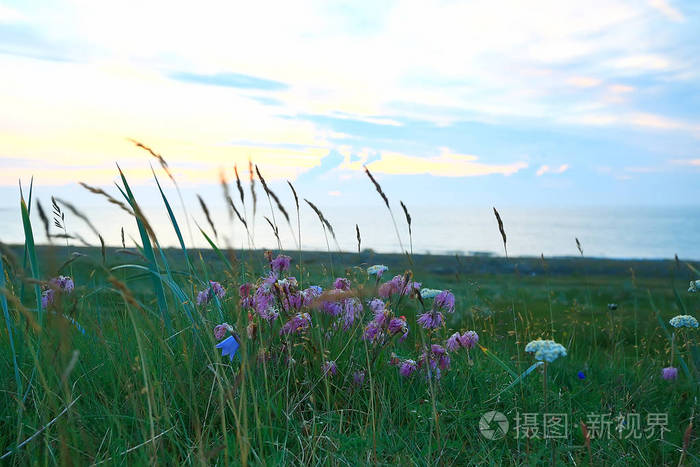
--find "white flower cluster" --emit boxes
[525,339,567,363]
[367,265,388,276]
[420,288,442,299]
[688,280,700,293]
[669,315,699,329]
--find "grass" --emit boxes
[1,171,699,465]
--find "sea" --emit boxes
[1,204,699,260]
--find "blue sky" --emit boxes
[0,0,699,207]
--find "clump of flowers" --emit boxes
[688,280,699,293]
[41,275,75,308]
[197,280,226,306]
[446,330,479,351]
[525,339,567,363]
[669,315,699,329]
[419,288,442,299]
[212,252,476,386]
[416,289,454,330]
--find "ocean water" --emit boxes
[1,204,699,260]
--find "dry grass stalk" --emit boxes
[79,182,135,217]
[364,165,389,209]
[36,200,51,242]
[197,195,218,239]
[356,224,361,254]
[248,159,257,219]
[492,207,508,259]
[128,139,174,183]
[255,165,290,224]
[53,197,102,244]
[400,200,413,256]
[576,237,583,256]
[234,164,245,205]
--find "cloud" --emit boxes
[363,149,527,178]
[671,159,700,166]
[564,112,700,135]
[169,72,288,91]
[566,76,602,88]
[536,164,569,176]
[648,0,685,22]
[608,54,673,72]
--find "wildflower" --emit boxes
[334,277,351,291]
[50,276,75,293]
[41,275,75,308]
[420,345,450,372]
[353,370,365,386]
[197,281,226,306]
[669,315,699,329]
[342,298,363,330]
[215,336,240,361]
[362,321,382,342]
[388,316,407,336]
[417,310,443,329]
[525,339,567,363]
[378,275,420,299]
[322,360,338,377]
[577,371,586,380]
[210,281,226,299]
[419,288,442,299]
[688,280,700,293]
[607,303,618,311]
[399,359,418,377]
[280,313,312,335]
[270,254,292,273]
[446,332,461,352]
[458,331,479,349]
[661,367,678,381]
[41,289,55,309]
[214,323,233,340]
[433,290,455,313]
[367,264,387,278]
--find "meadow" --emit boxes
[1,165,699,466]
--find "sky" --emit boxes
[0,0,699,209]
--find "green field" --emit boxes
[2,236,699,465]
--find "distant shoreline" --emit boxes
[6,244,698,279]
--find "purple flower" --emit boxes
[661,367,678,381]
[446,332,461,352]
[197,281,226,306]
[50,276,75,293]
[270,254,292,273]
[399,359,418,378]
[41,289,55,309]
[334,277,351,291]
[363,321,382,342]
[322,360,338,377]
[196,289,210,306]
[215,336,240,361]
[214,323,232,340]
[280,313,312,335]
[458,331,479,349]
[210,281,226,299]
[353,370,365,386]
[417,310,443,329]
[388,316,407,335]
[434,290,455,313]
[342,298,363,330]
[368,299,385,314]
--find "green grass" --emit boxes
[1,198,699,465]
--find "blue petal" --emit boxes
[216,336,240,361]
